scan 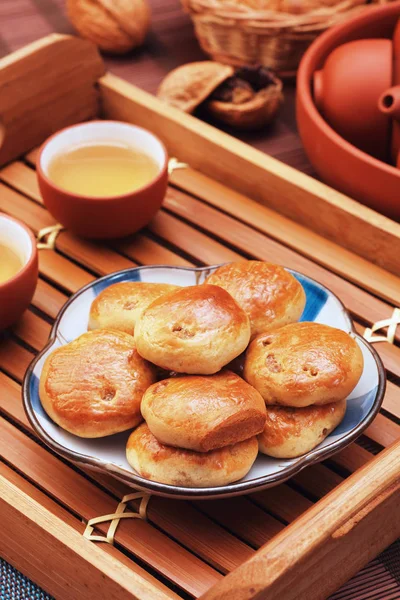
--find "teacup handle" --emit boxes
[168,158,188,175]
[37,224,64,250]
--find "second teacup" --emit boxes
[37,121,169,239]
[0,214,38,330]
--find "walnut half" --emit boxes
[157,62,283,131]
[207,66,283,130]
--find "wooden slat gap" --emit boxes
[286,478,326,505]
[38,271,74,301]
[2,453,87,523]
[380,408,400,426]
[54,242,108,280]
[245,494,290,527]
[150,210,233,265]
[161,206,253,262]
[141,226,202,267]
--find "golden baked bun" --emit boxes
[258,400,346,458]
[39,330,156,437]
[244,322,363,407]
[141,371,266,452]
[134,284,251,374]
[126,423,258,487]
[88,282,179,334]
[205,261,305,338]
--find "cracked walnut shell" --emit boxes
[157,62,283,130]
[157,62,235,113]
[67,0,151,54]
[208,67,283,130]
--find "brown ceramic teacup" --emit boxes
[37,121,169,239]
[0,213,38,330]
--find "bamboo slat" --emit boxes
[33,278,68,319]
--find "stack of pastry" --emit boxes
[39,260,364,487]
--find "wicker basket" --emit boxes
[181,0,393,74]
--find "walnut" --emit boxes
[67,0,151,54]
[157,62,234,113]
[207,66,283,130]
[157,62,283,130]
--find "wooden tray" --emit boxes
[0,34,399,600]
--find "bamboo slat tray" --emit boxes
[0,34,399,600]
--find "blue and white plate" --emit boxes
[23,265,386,499]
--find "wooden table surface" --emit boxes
[0,2,398,600]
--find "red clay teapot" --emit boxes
[313,19,400,166]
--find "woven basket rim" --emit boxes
[183,0,389,25]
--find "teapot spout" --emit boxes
[379,86,400,120]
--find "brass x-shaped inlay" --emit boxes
[37,223,64,250]
[83,492,150,545]
[168,157,188,175]
[364,308,400,345]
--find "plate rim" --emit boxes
[22,264,386,499]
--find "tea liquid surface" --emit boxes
[48,143,159,197]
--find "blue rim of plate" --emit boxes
[22,264,386,499]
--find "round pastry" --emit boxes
[244,322,364,407]
[88,282,179,334]
[258,400,346,458]
[39,329,156,437]
[126,423,258,487]
[157,61,234,113]
[205,261,306,338]
[141,371,266,452]
[134,284,251,374]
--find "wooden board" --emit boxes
[0,33,400,600]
